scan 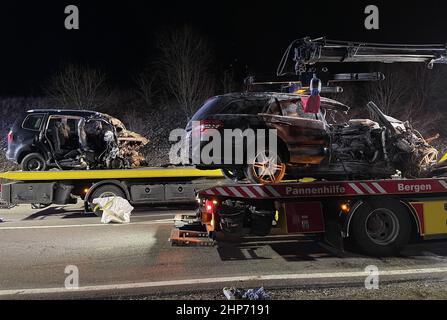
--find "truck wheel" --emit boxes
[87,185,126,216]
[21,153,47,171]
[349,200,411,257]
[245,149,286,184]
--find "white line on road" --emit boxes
[0,219,173,230]
[2,267,447,297]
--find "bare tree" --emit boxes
[156,25,215,120]
[133,71,157,108]
[366,64,412,117]
[45,63,109,110]
[366,64,446,138]
[121,106,147,134]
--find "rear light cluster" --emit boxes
[204,199,217,214]
[203,198,218,226]
[199,120,224,132]
[7,131,13,144]
[192,120,224,139]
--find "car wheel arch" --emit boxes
[276,138,290,163]
[17,146,47,164]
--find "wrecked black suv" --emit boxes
[7,109,148,171]
[186,92,439,183]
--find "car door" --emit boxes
[258,98,329,165]
[44,115,83,158]
[11,113,49,159]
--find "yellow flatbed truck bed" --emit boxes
[0,167,223,181]
[0,167,225,211]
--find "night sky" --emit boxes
[0,0,446,95]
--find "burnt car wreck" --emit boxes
[188,37,447,183]
[309,100,438,180]
[187,92,439,183]
[7,110,148,171]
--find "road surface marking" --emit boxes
[2,267,447,296]
[0,219,173,230]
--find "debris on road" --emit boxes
[93,196,134,224]
[0,217,4,223]
[223,287,270,300]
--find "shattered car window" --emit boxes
[191,95,270,121]
[22,114,45,131]
[266,99,323,121]
[223,98,269,115]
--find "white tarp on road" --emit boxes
[92,196,134,224]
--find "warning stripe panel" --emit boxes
[349,183,365,195]
[199,178,447,199]
[228,187,243,198]
[371,182,387,193]
[235,186,250,198]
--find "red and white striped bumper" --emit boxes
[200,178,447,199]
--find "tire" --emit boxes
[349,199,411,257]
[88,184,126,216]
[245,148,286,184]
[221,168,246,182]
[21,153,47,171]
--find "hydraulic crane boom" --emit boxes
[277,37,447,76]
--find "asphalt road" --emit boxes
[0,203,447,299]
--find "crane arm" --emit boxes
[277,37,447,76]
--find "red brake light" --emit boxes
[200,120,223,132]
[205,199,216,214]
[7,131,13,143]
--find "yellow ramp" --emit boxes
[0,167,223,181]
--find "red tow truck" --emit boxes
[171,177,447,256]
[170,37,447,255]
